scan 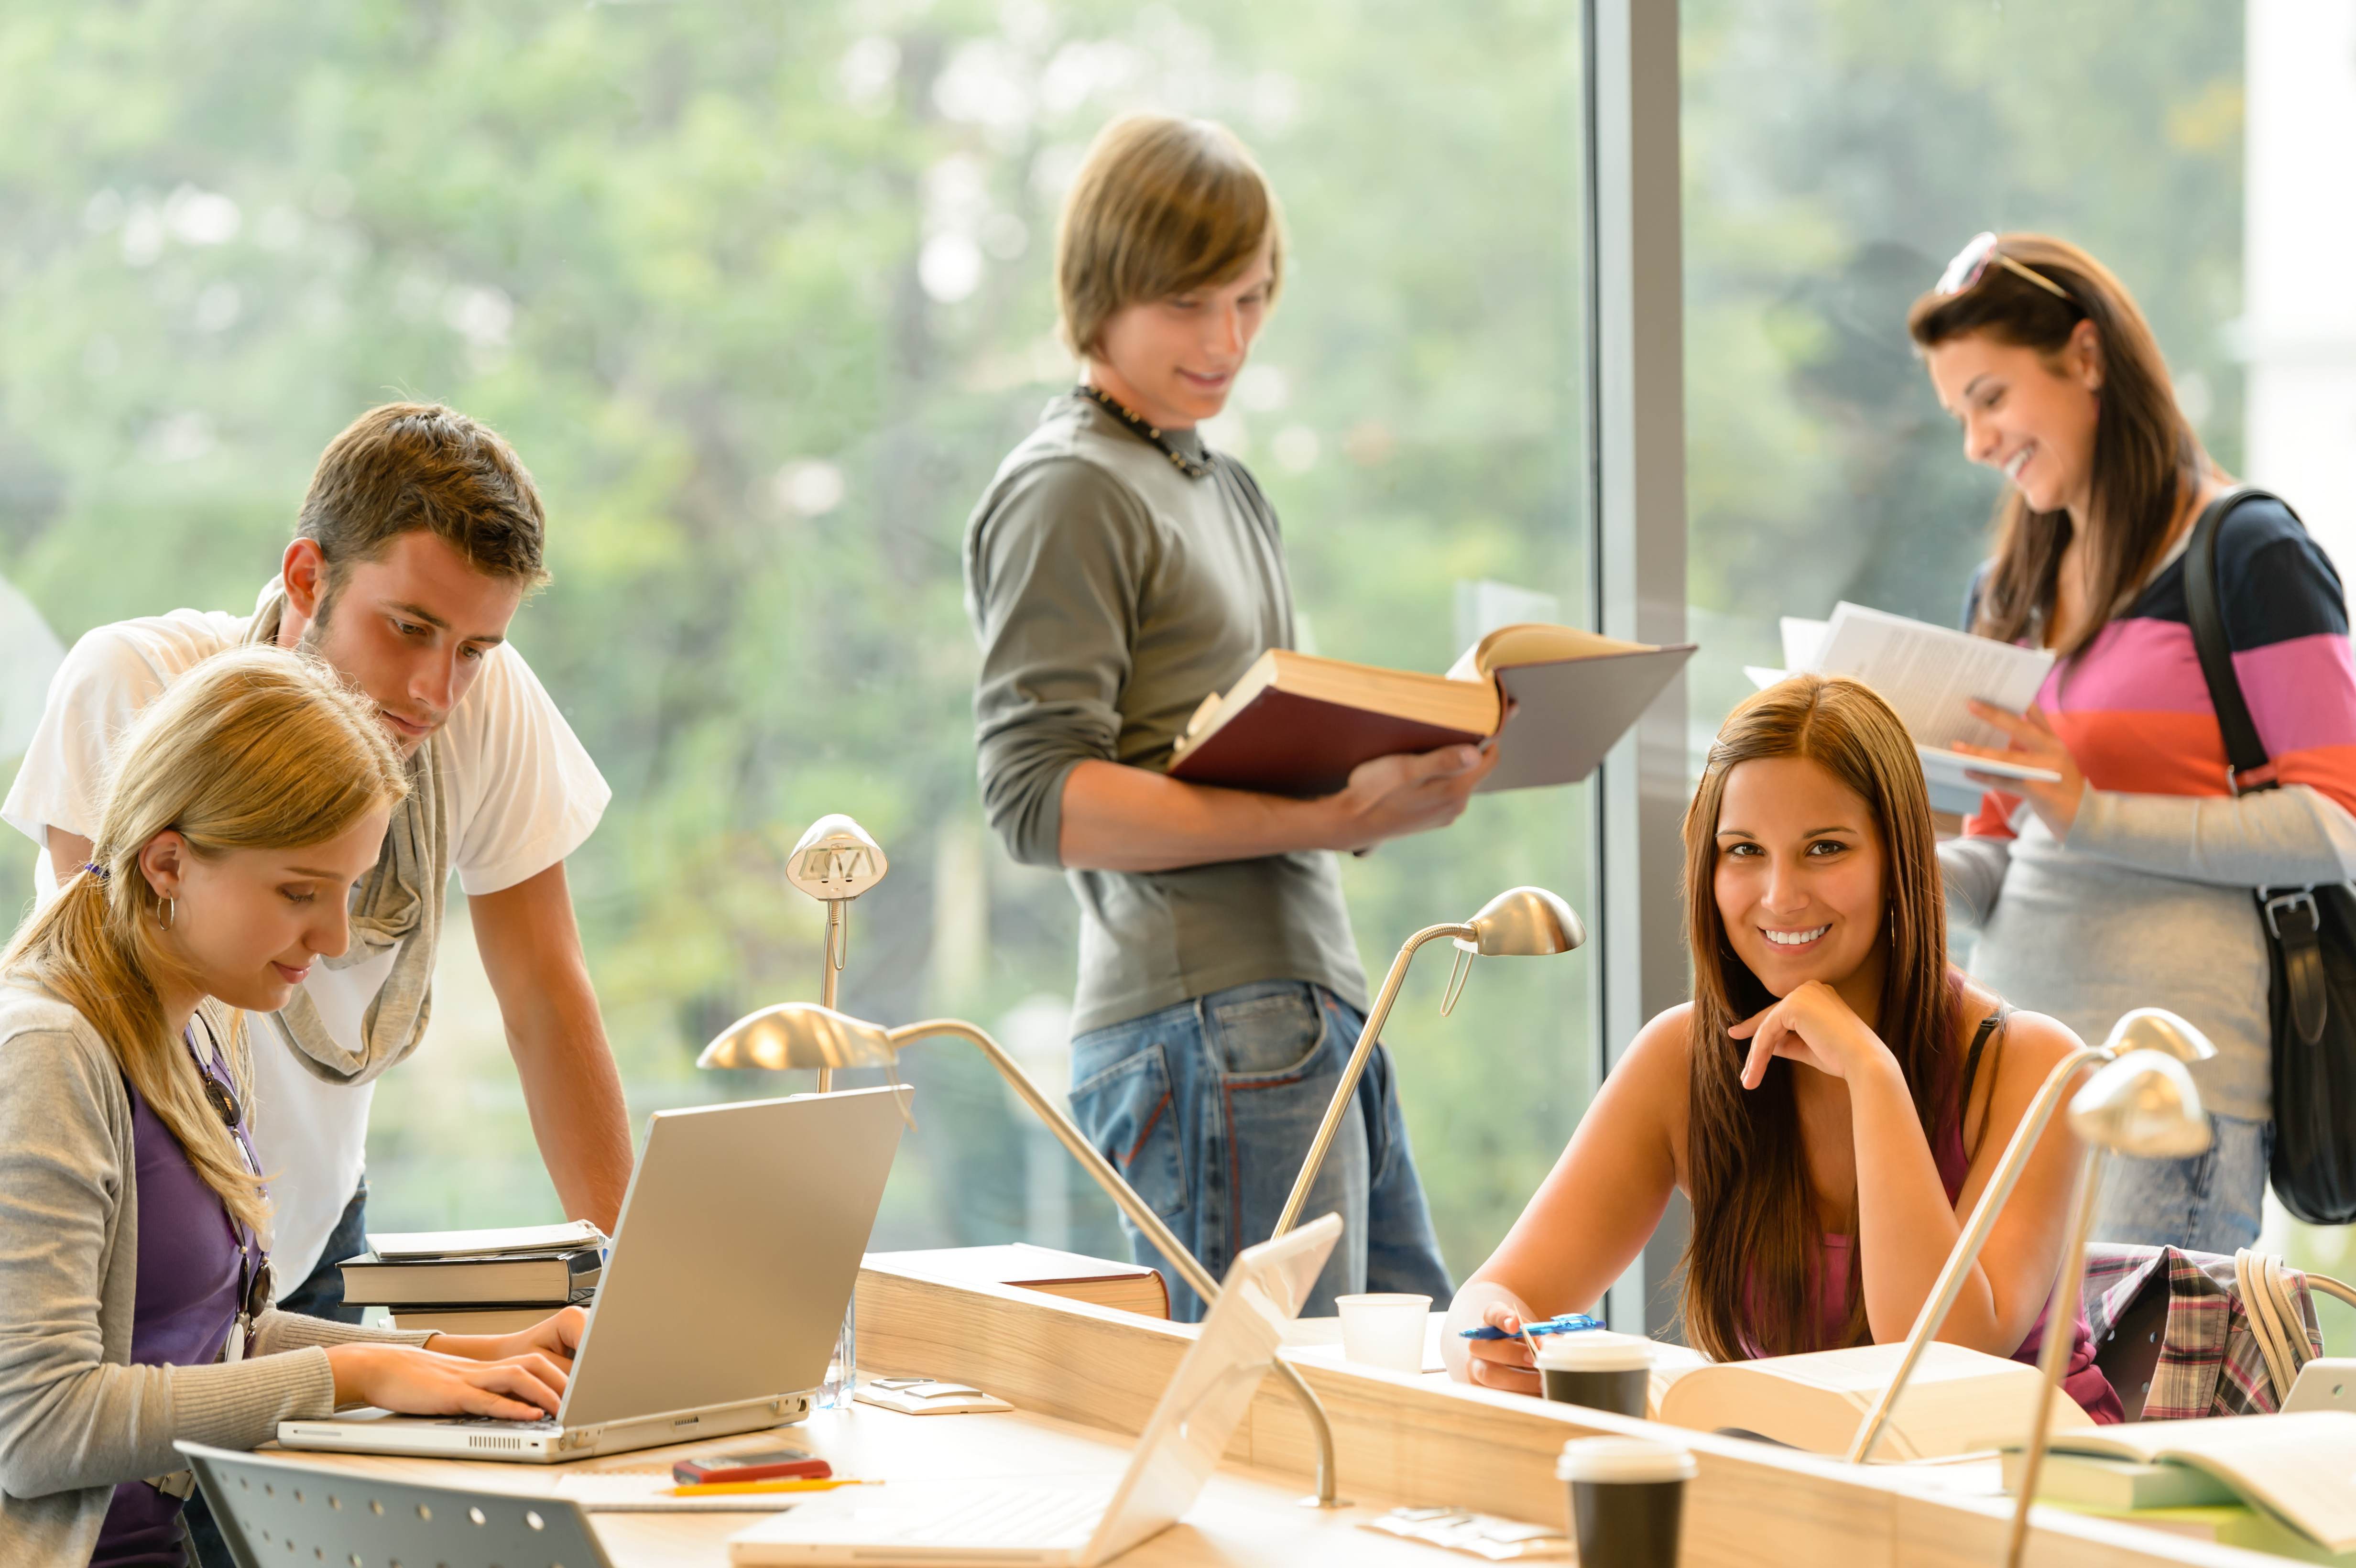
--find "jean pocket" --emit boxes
[1070,1042,1188,1221]
[1207,986,1328,1079]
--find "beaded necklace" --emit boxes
[1075,384,1213,480]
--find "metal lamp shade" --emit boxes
[2068,1049,2213,1160]
[2097,1007,2217,1066]
[1457,886,1586,958]
[695,1002,900,1072]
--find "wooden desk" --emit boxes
[273,1263,2268,1567]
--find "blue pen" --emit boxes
[1459,1312,1605,1342]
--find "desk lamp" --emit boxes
[783,814,888,1094]
[2001,1050,2209,1568]
[1845,1008,2216,1465]
[1269,887,1584,1242]
[698,1003,1353,1509]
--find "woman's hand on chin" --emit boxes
[1729,980,1893,1088]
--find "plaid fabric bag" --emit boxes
[2083,1244,2324,1419]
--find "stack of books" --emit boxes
[338,1220,606,1335]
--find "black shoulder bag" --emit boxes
[2181,486,2356,1224]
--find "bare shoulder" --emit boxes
[1992,1008,2083,1082]
[1618,1002,1695,1079]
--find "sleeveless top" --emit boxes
[1808,1010,2124,1423]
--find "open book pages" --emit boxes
[2047,1411,2356,1552]
[1813,602,2056,752]
[1647,1340,2090,1462]
[1168,621,1691,797]
[367,1219,607,1261]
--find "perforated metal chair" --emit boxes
[176,1441,613,1568]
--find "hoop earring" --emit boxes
[158,895,176,931]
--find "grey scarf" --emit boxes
[244,579,447,1086]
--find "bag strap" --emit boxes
[2181,485,2282,792]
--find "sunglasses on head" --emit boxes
[1935,231,2073,304]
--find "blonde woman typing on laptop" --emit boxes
[0,647,582,1568]
[1442,677,2122,1421]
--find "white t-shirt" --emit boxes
[1,606,611,1292]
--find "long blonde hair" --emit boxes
[2,646,408,1234]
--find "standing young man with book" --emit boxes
[4,403,633,1325]
[963,115,1495,1319]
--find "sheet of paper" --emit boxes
[366,1219,607,1260]
[1781,616,1830,673]
[1813,603,2054,751]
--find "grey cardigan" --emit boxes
[0,983,429,1567]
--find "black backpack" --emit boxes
[2181,486,2356,1224]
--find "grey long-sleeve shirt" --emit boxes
[964,392,1368,1035]
[0,982,432,1567]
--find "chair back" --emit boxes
[176,1441,612,1568]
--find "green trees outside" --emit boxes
[0,0,1592,1270]
[2,0,2284,1296]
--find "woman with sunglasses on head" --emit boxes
[1913,232,2356,1254]
[0,646,586,1567]
[1444,676,2118,1419]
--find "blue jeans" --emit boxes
[1068,980,1453,1322]
[2092,1113,2270,1255]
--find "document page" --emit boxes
[1814,603,2054,751]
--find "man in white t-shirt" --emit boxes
[2,402,631,1327]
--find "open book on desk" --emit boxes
[1645,1340,2090,1461]
[1745,603,2062,793]
[1167,622,1693,798]
[2043,1412,2356,1554]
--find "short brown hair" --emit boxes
[1055,115,1284,358]
[297,403,549,592]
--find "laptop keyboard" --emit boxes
[438,1416,562,1432]
[893,1488,1104,1546]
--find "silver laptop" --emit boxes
[279,1084,909,1463]
[728,1211,1343,1566]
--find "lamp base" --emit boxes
[1297,1492,1353,1509]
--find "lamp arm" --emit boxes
[888,1019,1347,1507]
[2003,1145,2104,1568]
[1843,1043,2108,1464]
[1268,924,1473,1242]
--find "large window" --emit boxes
[0,3,1596,1276]
[1681,1,2353,1348]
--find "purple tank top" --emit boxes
[1810,1086,2124,1424]
[92,1028,260,1568]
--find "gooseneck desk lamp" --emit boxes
[1999,1048,2212,1568]
[1843,1007,2217,1469]
[698,1004,1353,1509]
[1268,886,1586,1242]
[783,814,888,1095]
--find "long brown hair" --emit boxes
[1678,676,1958,1361]
[2,646,407,1235]
[1907,233,2211,659]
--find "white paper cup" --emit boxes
[1556,1437,1697,1568]
[1335,1293,1431,1372]
[1536,1331,1654,1416]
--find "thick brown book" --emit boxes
[1166,622,1694,797]
[864,1243,1170,1319]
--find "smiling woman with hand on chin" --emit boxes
[1912,233,2356,1255]
[1443,677,2121,1420]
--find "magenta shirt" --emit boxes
[1810,1104,2123,1423]
[92,1032,258,1568]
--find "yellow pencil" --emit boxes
[667,1477,879,1498]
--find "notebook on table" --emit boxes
[278,1085,909,1464]
[728,1212,1344,1566]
